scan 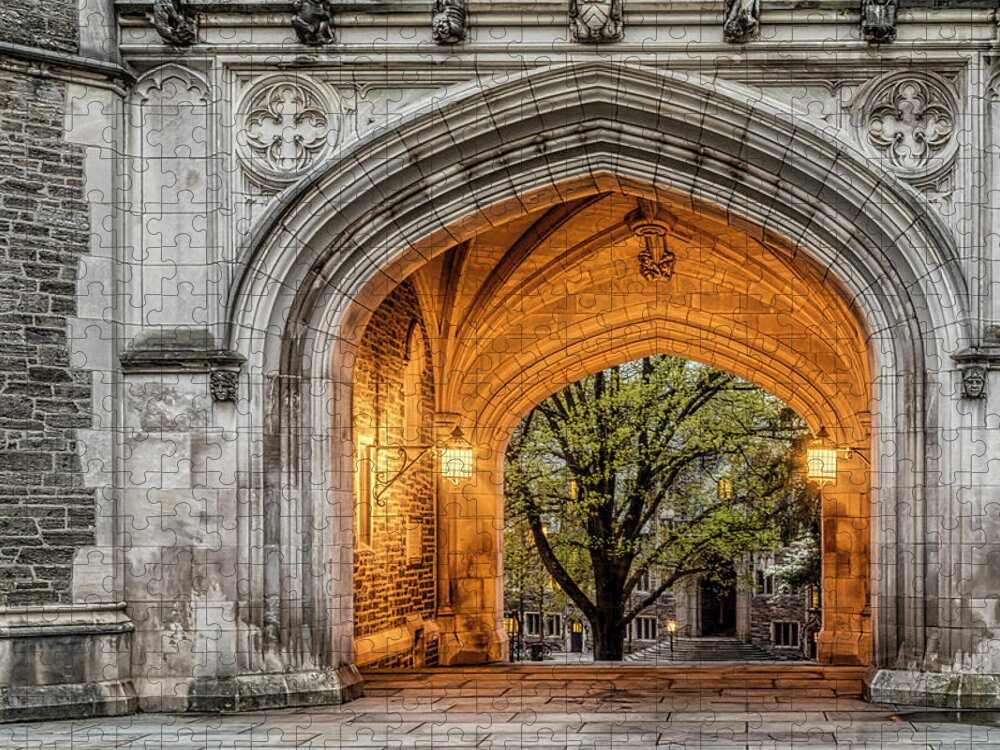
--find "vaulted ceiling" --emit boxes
[403,191,871,445]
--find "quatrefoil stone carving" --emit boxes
[238,77,339,182]
[858,74,957,180]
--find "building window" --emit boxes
[544,614,563,637]
[524,612,542,637]
[636,570,653,593]
[355,439,374,547]
[772,621,800,648]
[402,320,425,444]
[633,616,657,641]
[755,568,775,596]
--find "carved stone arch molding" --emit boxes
[132,61,211,106]
[212,63,983,708]
[852,70,960,183]
[235,74,342,187]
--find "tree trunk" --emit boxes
[591,611,626,661]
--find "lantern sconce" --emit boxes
[806,426,870,485]
[371,425,473,505]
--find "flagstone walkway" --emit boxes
[2,665,998,749]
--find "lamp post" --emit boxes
[666,618,677,656]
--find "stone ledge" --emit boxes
[865,667,1000,708]
[0,679,136,723]
[176,666,364,713]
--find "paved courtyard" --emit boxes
[1,666,998,749]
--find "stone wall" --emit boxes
[0,0,77,53]
[749,592,809,651]
[0,68,94,606]
[352,281,437,668]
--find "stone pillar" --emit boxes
[436,433,506,665]
[817,451,870,666]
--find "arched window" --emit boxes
[402,320,425,444]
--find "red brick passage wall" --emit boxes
[352,281,437,667]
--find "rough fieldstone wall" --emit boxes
[0,0,78,53]
[749,592,808,649]
[353,281,436,667]
[0,68,95,605]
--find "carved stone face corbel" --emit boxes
[210,369,241,403]
[961,365,987,400]
[152,0,198,46]
[432,0,468,44]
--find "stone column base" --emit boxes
[0,603,136,723]
[865,668,1000,708]
[138,666,364,713]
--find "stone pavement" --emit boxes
[2,665,999,749]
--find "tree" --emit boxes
[503,356,818,660]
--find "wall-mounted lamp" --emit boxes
[372,425,473,504]
[806,426,838,484]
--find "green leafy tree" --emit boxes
[504,356,818,660]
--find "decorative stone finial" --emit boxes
[210,370,240,402]
[723,0,760,43]
[961,365,987,400]
[861,0,897,43]
[432,0,468,44]
[569,0,623,43]
[292,0,336,45]
[152,0,198,46]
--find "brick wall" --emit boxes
[0,68,94,605]
[352,281,436,667]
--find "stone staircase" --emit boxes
[625,636,778,663]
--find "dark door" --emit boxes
[570,621,584,652]
[700,578,737,636]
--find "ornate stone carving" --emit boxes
[569,0,623,43]
[961,365,987,400]
[210,370,240,402]
[859,74,957,179]
[627,201,675,282]
[238,78,339,181]
[152,0,197,46]
[432,0,468,44]
[723,0,759,43]
[861,0,897,43]
[292,0,336,45]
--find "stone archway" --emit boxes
[210,61,975,709]
[345,188,873,668]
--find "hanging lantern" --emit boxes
[807,426,838,484]
[717,477,733,500]
[439,426,473,484]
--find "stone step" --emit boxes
[362,664,867,698]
